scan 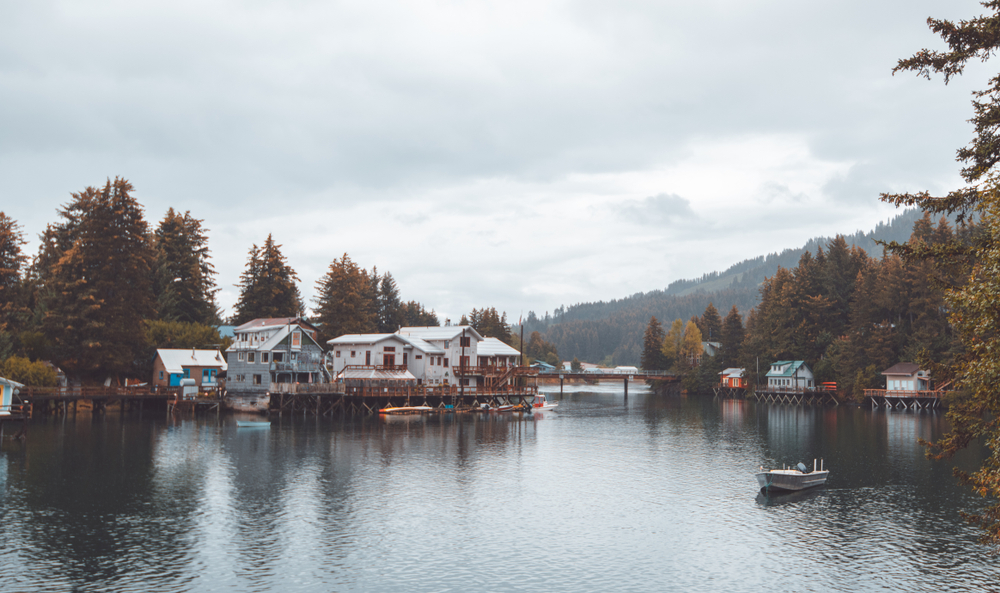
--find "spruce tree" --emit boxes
[720,306,743,368]
[231,235,302,325]
[377,272,404,333]
[153,208,219,325]
[313,253,377,342]
[0,212,27,358]
[640,316,667,371]
[40,178,156,381]
[699,303,722,343]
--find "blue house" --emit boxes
[0,376,24,416]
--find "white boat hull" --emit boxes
[756,469,829,492]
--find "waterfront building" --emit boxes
[328,326,487,387]
[477,337,521,367]
[881,363,931,391]
[766,360,814,390]
[152,349,228,389]
[719,367,747,388]
[0,376,23,416]
[226,317,326,393]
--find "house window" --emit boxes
[460,337,471,347]
[384,346,395,352]
[183,369,190,379]
[415,354,422,359]
[248,352,256,363]
[253,374,262,385]
[262,352,269,363]
[159,371,164,380]
[292,331,301,347]
[336,351,341,358]
[461,378,470,386]
[273,352,284,362]
[444,341,450,348]
[351,351,356,357]
[291,352,298,361]
[444,358,449,367]
[238,352,245,361]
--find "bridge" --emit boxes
[535,369,680,397]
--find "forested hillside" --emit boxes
[523,209,939,365]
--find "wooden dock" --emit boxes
[269,383,539,416]
[863,389,944,410]
[749,387,840,406]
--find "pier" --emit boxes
[748,387,840,406]
[535,369,680,397]
[863,389,944,410]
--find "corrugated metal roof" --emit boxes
[398,326,484,342]
[477,337,519,357]
[338,368,416,381]
[328,333,398,346]
[156,349,228,373]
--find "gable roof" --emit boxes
[156,349,228,374]
[882,362,921,376]
[259,325,323,351]
[327,333,444,354]
[477,337,520,357]
[719,367,745,378]
[398,326,484,342]
[765,361,809,378]
[235,317,319,334]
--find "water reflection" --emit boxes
[0,395,996,592]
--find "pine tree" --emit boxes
[231,235,302,325]
[699,303,722,343]
[39,178,156,381]
[313,253,377,342]
[0,212,28,359]
[377,272,404,333]
[640,316,667,370]
[153,208,219,325]
[720,306,744,368]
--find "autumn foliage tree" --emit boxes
[886,2,1000,549]
[38,178,156,381]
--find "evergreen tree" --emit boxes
[231,235,303,325]
[640,316,667,370]
[0,212,27,357]
[526,331,559,366]
[720,306,744,368]
[377,272,405,333]
[313,253,376,342]
[153,208,219,325]
[468,307,513,343]
[401,301,439,327]
[39,178,156,381]
[699,303,722,343]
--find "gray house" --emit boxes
[226,317,326,394]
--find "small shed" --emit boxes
[881,363,931,391]
[719,368,747,388]
[0,376,24,416]
[153,349,228,389]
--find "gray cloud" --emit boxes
[0,0,987,320]
[619,193,696,225]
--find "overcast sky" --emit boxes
[0,0,989,323]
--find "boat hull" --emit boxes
[225,394,270,414]
[756,470,829,492]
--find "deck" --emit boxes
[863,389,944,410]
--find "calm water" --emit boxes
[0,385,996,592]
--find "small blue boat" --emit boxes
[236,420,271,428]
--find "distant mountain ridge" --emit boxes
[522,209,937,366]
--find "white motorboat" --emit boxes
[531,393,558,412]
[755,459,828,492]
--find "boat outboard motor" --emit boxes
[796,462,809,473]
